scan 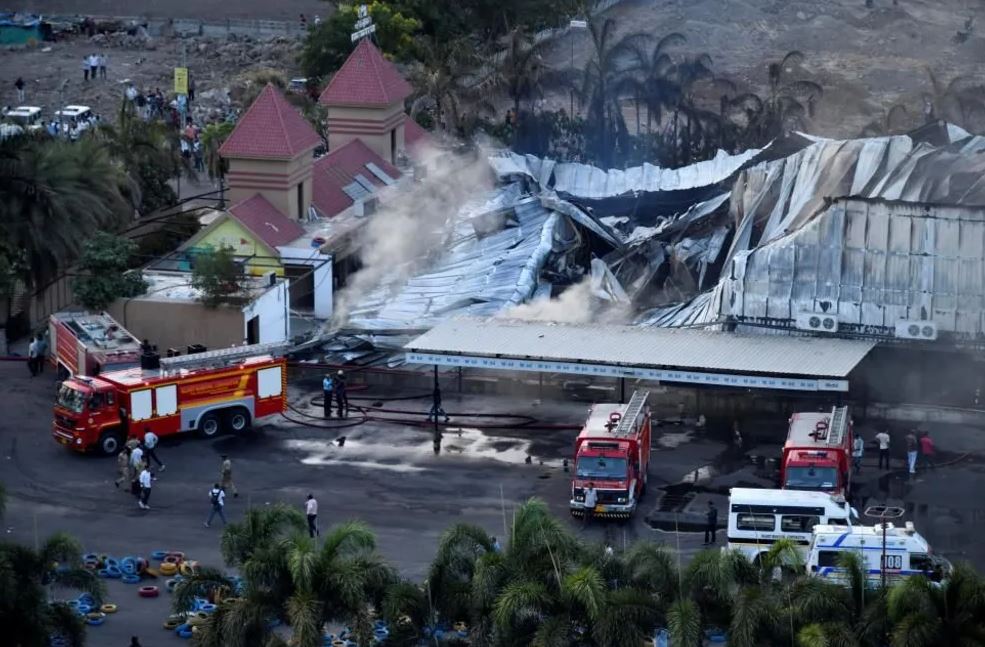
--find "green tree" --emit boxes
[0,133,134,288]
[71,232,148,310]
[885,563,985,647]
[191,245,245,308]
[301,2,421,77]
[0,532,105,647]
[408,36,481,135]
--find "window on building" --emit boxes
[736,514,775,531]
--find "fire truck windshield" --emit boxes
[784,466,838,490]
[577,456,628,479]
[56,384,86,413]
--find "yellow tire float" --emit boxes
[163,618,182,630]
[187,611,210,627]
[100,603,118,614]
[158,562,178,576]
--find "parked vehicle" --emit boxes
[727,487,858,563]
[52,341,288,455]
[2,106,43,130]
[780,406,853,496]
[570,390,651,519]
[807,522,950,585]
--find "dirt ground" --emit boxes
[14,0,327,21]
[1,32,304,126]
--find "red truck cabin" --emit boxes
[53,354,287,455]
[49,311,142,378]
[781,407,853,495]
[570,391,651,519]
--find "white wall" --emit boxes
[241,279,290,344]
[277,246,333,320]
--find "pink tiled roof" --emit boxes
[403,118,431,151]
[318,39,413,107]
[312,139,401,218]
[228,194,306,248]
[219,84,322,160]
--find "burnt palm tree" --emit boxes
[860,104,910,137]
[621,32,686,158]
[744,50,823,145]
[923,68,985,130]
[409,36,481,136]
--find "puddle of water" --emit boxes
[284,427,554,472]
[680,464,718,484]
[656,430,694,449]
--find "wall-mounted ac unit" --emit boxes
[895,320,938,341]
[795,312,839,333]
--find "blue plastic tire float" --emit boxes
[85,612,106,626]
[199,603,217,613]
[121,574,141,584]
[151,550,168,560]
[175,623,193,639]
[121,557,137,574]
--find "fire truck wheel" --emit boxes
[226,408,251,433]
[98,430,124,456]
[199,413,221,438]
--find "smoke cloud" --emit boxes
[501,273,632,325]
[330,143,495,328]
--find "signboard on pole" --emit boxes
[350,4,376,42]
[174,67,188,95]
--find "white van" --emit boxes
[727,488,858,563]
[807,523,950,585]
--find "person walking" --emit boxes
[220,455,238,497]
[322,373,333,418]
[205,483,226,527]
[88,54,98,81]
[138,464,152,509]
[704,501,719,545]
[426,385,450,423]
[130,442,144,473]
[14,77,25,102]
[143,428,165,471]
[26,335,39,377]
[130,637,142,647]
[305,494,318,538]
[99,53,107,79]
[35,333,47,374]
[335,370,349,418]
[918,431,936,470]
[114,446,132,489]
[82,56,89,81]
[582,482,597,527]
[875,429,891,470]
[852,434,865,473]
[905,430,918,474]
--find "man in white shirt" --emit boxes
[205,483,226,527]
[130,444,144,471]
[852,435,865,473]
[142,428,165,471]
[138,466,152,509]
[305,494,319,538]
[875,430,891,470]
[582,483,598,526]
[27,336,39,377]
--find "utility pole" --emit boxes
[431,364,441,454]
[865,504,905,590]
[569,19,587,118]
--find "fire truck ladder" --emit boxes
[158,341,292,372]
[826,405,849,447]
[613,390,650,437]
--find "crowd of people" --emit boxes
[81,53,108,81]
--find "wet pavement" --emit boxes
[2,360,985,643]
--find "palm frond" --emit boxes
[667,597,702,647]
[172,566,234,613]
[286,590,324,647]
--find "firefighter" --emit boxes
[220,455,238,497]
[335,370,349,418]
[114,446,132,489]
[322,373,333,418]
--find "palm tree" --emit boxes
[0,133,134,288]
[860,105,910,137]
[220,504,306,567]
[624,33,686,155]
[745,50,823,145]
[885,563,985,646]
[409,36,481,136]
[922,69,985,130]
[0,532,105,647]
[489,27,563,122]
[200,121,235,208]
[578,18,647,167]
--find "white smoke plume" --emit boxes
[501,273,632,325]
[331,143,496,328]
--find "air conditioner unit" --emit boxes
[795,312,839,333]
[895,320,938,341]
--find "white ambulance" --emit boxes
[806,522,950,585]
[727,488,858,563]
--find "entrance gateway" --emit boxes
[405,319,877,393]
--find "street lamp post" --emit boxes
[865,504,905,590]
[569,19,588,118]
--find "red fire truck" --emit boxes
[49,311,143,378]
[780,406,853,496]
[52,342,289,455]
[570,390,651,519]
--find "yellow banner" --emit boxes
[174,67,188,95]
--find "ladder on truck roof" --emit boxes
[826,406,849,447]
[612,390,649,437]
[158,341,292,372]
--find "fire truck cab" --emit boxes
[781,406,853,496]
[53,342,288,455]
[570,390,651,519]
